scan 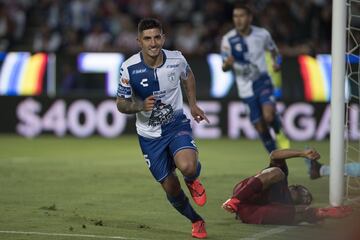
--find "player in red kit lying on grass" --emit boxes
[222,148,352,225]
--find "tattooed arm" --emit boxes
[116,95,155,114]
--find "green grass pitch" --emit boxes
[0,135,358,240]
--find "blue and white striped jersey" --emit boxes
[221,25,278,98]
[117,49,190,138]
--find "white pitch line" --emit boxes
[238,226,296,240]
[0,230,149,240]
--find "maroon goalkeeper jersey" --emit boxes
[235,176,293,205]
[234,176,296,224]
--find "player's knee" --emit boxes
[263,113,274,125]
[174,149,198,175]
[181,160,197,176]
[254,122,266,133]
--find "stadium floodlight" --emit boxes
[330,0,346,206]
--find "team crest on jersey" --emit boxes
[121,78,130,86]
[148,101,174,127]
[235,43,243,52]
[168,71,176,82]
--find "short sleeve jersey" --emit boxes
[221,26,277,98]
[117,49,190,138]
[249,175,293,205]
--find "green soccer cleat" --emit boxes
[276,131,290,149]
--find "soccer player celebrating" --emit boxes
[222,148,352,224]
[221,3,289,153]
[116,18,208,239]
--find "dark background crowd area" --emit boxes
[0,0,354,57]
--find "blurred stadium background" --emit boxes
[0,0,360,239]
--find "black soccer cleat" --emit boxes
[309,160,322,180]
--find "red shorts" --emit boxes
[232,177,255,196]
[237,202,295,225]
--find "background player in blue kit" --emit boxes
[221,3,290,153]
[116,18,209,239]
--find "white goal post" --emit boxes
[330,0,347,206]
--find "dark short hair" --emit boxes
[233,2,252,15]
[289,184,313,205]
[137,18,163,34]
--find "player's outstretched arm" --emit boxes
[182,68,209,123]
[222,56,234,72]
[116,95,155,114]
[270,148,320,161]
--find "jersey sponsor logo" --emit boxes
[117,85,131,97]
[148,101,174,126]
[132,68,147,74]
[229,36,240,43]
[166,64,179,68]
[234,63,260,81]
[153,90,166,99]
[140,78,149,87]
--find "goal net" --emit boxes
[345,0,360,202]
